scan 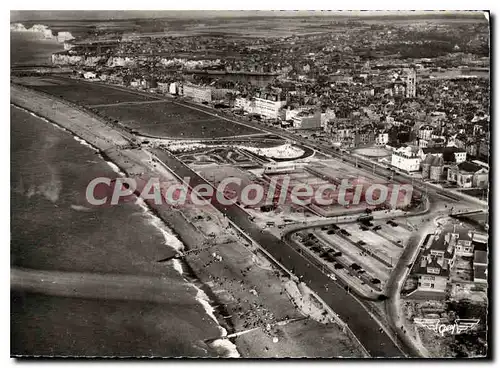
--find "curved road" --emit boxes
[150,148,406,357]
[32,77,488,357]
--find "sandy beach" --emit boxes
[11,83,365,358]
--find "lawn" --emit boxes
[95,101,262,139]
[32,81,156,106]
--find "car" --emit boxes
[351,263,362,271]
[327,274,337,281]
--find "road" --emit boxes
[383,211,448,358]
[57,76,488,211]
[150,148,406,357]
[164,97,488,209]
[38,77,488,356]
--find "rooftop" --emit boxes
[474,265,488,281]
[473,250,488,265]
[457,161,487,173]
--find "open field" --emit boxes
[95,101,262,138]
[15,76,264,139]
[30,79,157,106]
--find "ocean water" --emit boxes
[10,105,238,357]
[11,32,64,66]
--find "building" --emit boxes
[419,147,467,165]
[83,71,96,80]
[418,125,434,141]
[263,162,297,174]
[447,161,489,188]
[472,233,488,284]
[412,230,456,295]
[234,97,254,113]
[391,145,421,172]
[405,68,417,98]
[450,230,474,257]
[421,154,444,181]
[355,126,376,147]
[473,250,488,284]
[411,227,487,298]
[157,82,170,93]
[479,138,490,159]
[253,93,286,119]
[169,82,178,95]
[393,80,406,97]
[211,87,235,101]
[183,83,212,103]
[325,118,357,147]
[375,132,389,146]
[292,109,322,130]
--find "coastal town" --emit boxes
[10,11,490,359]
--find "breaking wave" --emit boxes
[12,103,240,358]
[195,288,241,358]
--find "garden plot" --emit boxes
[197,164,255,188]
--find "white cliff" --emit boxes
[11,23,74,43]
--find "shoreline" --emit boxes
[10,100,239,358]
[11,83,366,358]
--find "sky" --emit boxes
[10,10,487,22]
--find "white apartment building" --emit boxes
[157,82,169,93]
[169,82,178,95]
[234,97,255,113]
[183,84,212,103]
[418,125,434,141]
[253,95,286,119]
[406,68,417,98]
[391,146,421,172]
[375,132,389,146]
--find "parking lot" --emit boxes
[295,217,413,293]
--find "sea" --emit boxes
[10,30,239,357]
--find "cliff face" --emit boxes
[10,23,27,32]
[52,54,105,67]
[51,52,222,69]
[160,57,221,68]
[11,23,74,43]
[57,32,74,43]
[106,56,138,68]
[11,23,53,39]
